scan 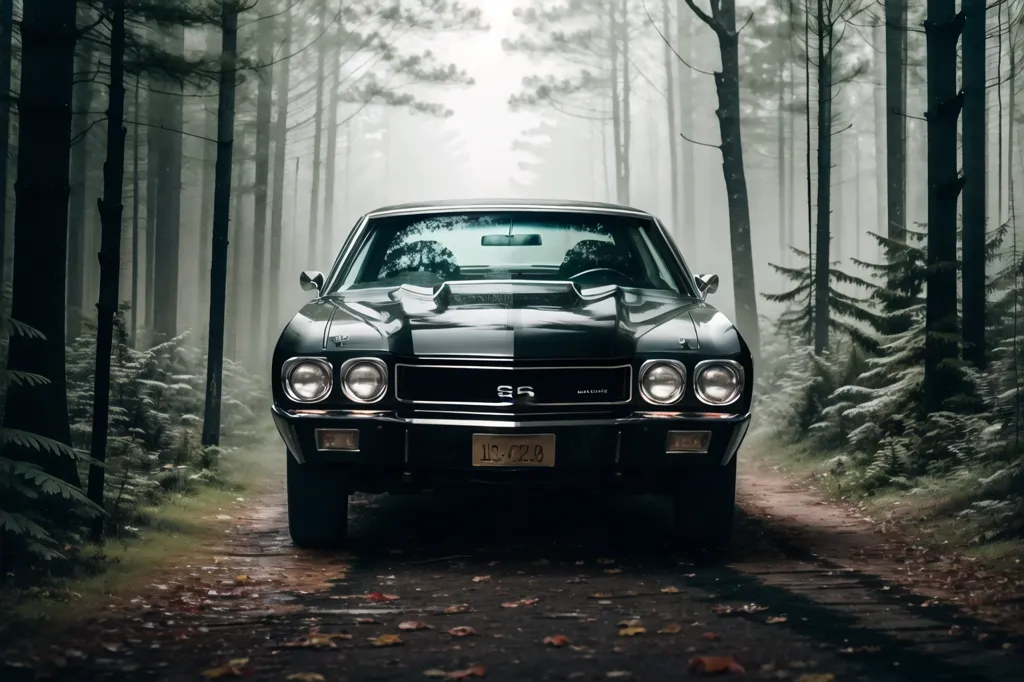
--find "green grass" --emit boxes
[0,435,285,644]
[745,429,1024,568]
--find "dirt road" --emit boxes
[4,464,1023,682]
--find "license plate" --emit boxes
[471,433,556,467]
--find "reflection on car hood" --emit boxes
[278,280,744,360]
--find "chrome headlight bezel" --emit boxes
[281,356,334,403]
[638,359,687,405]
[339,357,388,404]
[693,359,745,406]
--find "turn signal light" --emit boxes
[666,430,711,454]
[316,429,360,451]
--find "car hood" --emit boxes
[278,281,744,360]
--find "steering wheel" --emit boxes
[567,267,634,286]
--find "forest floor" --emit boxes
[2,440,1024,682]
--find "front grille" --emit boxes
[395,363,633,406]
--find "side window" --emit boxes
[338,230,379,289]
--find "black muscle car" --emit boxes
[271,199,753,549]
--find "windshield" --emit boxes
[329,210,689,295]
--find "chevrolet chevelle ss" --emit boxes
[271,199,753,549]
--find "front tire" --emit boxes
[286,453,350,549]
[671,456,737,550]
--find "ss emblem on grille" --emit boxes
[497,385,535,399]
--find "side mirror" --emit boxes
[300,270,325,293]
[694,273,719,301]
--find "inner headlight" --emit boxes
[340,357,388,403]
[283,358,333,403]
[639,360,686,405]
[694,360,744,405]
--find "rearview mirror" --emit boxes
[481,233,542,246]
[300,270,325,292]
[694,273,719,301]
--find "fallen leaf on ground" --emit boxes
[739,603,768,613]
[283,633,353,649]
[448,626,478,637]
[604,568,623,574]
[447,665,487,679]
[606,672,631,679]
[501,598,539,608]
[399,621,431,631]
[712,604,733,615]
[658,623,683,634]
[701,632,720,641]
[355,617,377,624]
[369,634,402,647]
[444,604,470,613]
[660,586,680,594]
[795,675,836,682]
[617,618,641,627]
[591,592,613,598]
[424,671,448,679]
[286,674,325,682]
[234,575,249,585]
[366,592,400,602]
[471,575,491,583]
[543,634,572,647]
[618,626,646,637]
[766,616,788,624]
[688,656,745,675]
[201,658,250,678]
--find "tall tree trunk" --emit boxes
[0,0,13,273]
[677,4,696,256]
[144,80,160,331]
[87,0,127,541]
[922,0,964,414]
[152,26,185,340]
[608,3,624,204]
[961,0,986,368]
[5,0,80,485]
[683,0,760,361]
[620,0,631,204]
[322,23,343,256]
[197,28,220,327]
[803,0,813,315]
[269,6,292,337]
[854,130,862,259]
[872,15,887,248]
[201,0,240,448]
[661,0,680,234]
[306,0,327,266]
[250,8,274,363]
[130,74,141,345]
[67,10,96,341]
[813,7,833,355]
[228,128,247,361]
[776,27,787,266]
[884,0,908,246]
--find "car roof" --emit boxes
[363,198,654,219]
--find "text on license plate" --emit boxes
[471,433,556,467]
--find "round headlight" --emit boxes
[694,360,744,405]
[284,358,332,403]
[340,358,387,403]
[639,360,686,405]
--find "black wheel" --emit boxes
[286,453,350,549]
[671,456,737,550]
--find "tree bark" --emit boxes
[306,0,328,266]
[152,26,185,340]
[776,23,787,266]
[67,9,96,341]
[961,0,986,368]
[269,6,292,338]
[250,7,274,362]
[661,0,680,235]
[676,4,696,256]
[322,20,343,257]
[683,0,760,362]
[872,15,887,253]
[197,28,220,328]
[884,0,908,246]
[130,74,140,345]
[228,127,247,361]
[922,1,964,414]
[812,2,832,355]
[201,0,240,448]
[87,0,127,541]
[5,0,79,485]
[0,0,14,274]
[144,78,160,331]
[607,2,624,204]
[620,0,631,204]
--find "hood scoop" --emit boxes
[388,280,618,316]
